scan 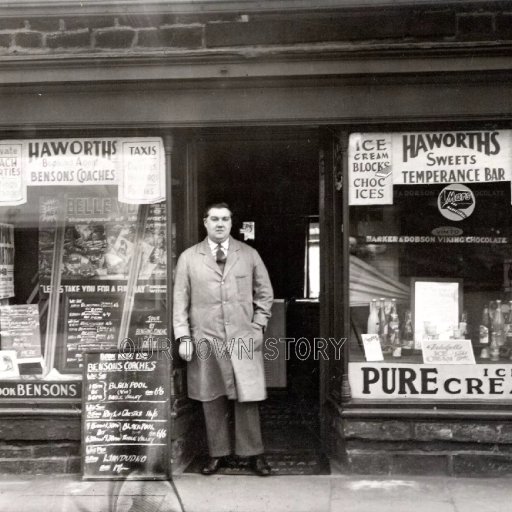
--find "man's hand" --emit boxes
[178,337,194,361]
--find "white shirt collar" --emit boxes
[207,237,229,255]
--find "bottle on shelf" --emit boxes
[367,298,379,335]
[378,298,388,351]
[507,301,512,361]
[505,301,512,346]
[479,305,490,360]
[489,300,503,361]
[401,309,414,353]
[386,298,398,351]
[389,298,398,319]
[389,312,401,357]
[490,332,501,361]
[459,310,468,339]
[493,300,505,347]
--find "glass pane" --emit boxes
[0,138,167,383]
[349,181,512,365]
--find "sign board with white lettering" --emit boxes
[349,362,512,399]
[393,131,512,186]
[0,138,166,206]
[82,350,170,480]
[349,130,512,205]
[349,133,393,205]
[0,381,81,400]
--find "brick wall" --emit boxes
[328,408,512,477]
[0,408,204,475]
[0,416,80,474]
[0,8,511,56]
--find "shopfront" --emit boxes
[1,0,512,477]
[337,126,512,476]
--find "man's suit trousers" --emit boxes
[202,395,264,457]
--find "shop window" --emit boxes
[304,219,320,299]
[348,129,512,401]
[0,137,167,386]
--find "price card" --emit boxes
[422,339,476,365]
[362,334,384,362]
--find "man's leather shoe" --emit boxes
[250,455,271,476]
[201,456,227,475]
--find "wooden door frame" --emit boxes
[178,125,328,436]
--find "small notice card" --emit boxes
[0,350,20,378]
[422,339,475,365]
[0,304,41,362]
[362,334,384,362]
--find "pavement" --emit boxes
[0,473,511,512]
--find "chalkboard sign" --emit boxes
[81,350,171,480]
[62,295,122,372]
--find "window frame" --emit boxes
[343,120,512,411]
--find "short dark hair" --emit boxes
[203,202,233,219]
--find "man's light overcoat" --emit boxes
[173,236,273,402]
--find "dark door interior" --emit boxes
[190,128,328,474]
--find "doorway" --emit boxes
[186,127,328,475]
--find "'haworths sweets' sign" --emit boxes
[349,130,512,205]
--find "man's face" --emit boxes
[204,207,232,243]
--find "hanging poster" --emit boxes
[349,133,393,205]
[0,143,25,206]
[0,138,166,206]
[118,139,166,204]
[38,197,167,284]
[26,138,119,187]
[0,223,14,299]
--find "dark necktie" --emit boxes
[216,244,226,272]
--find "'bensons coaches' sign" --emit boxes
[0,137,166,207]
[0,381,80,399]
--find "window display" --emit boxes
[348,129,512,400]
[0,137,167,384]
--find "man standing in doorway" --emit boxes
[173,202,274,476]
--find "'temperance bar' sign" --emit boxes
[349,130,512,205]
